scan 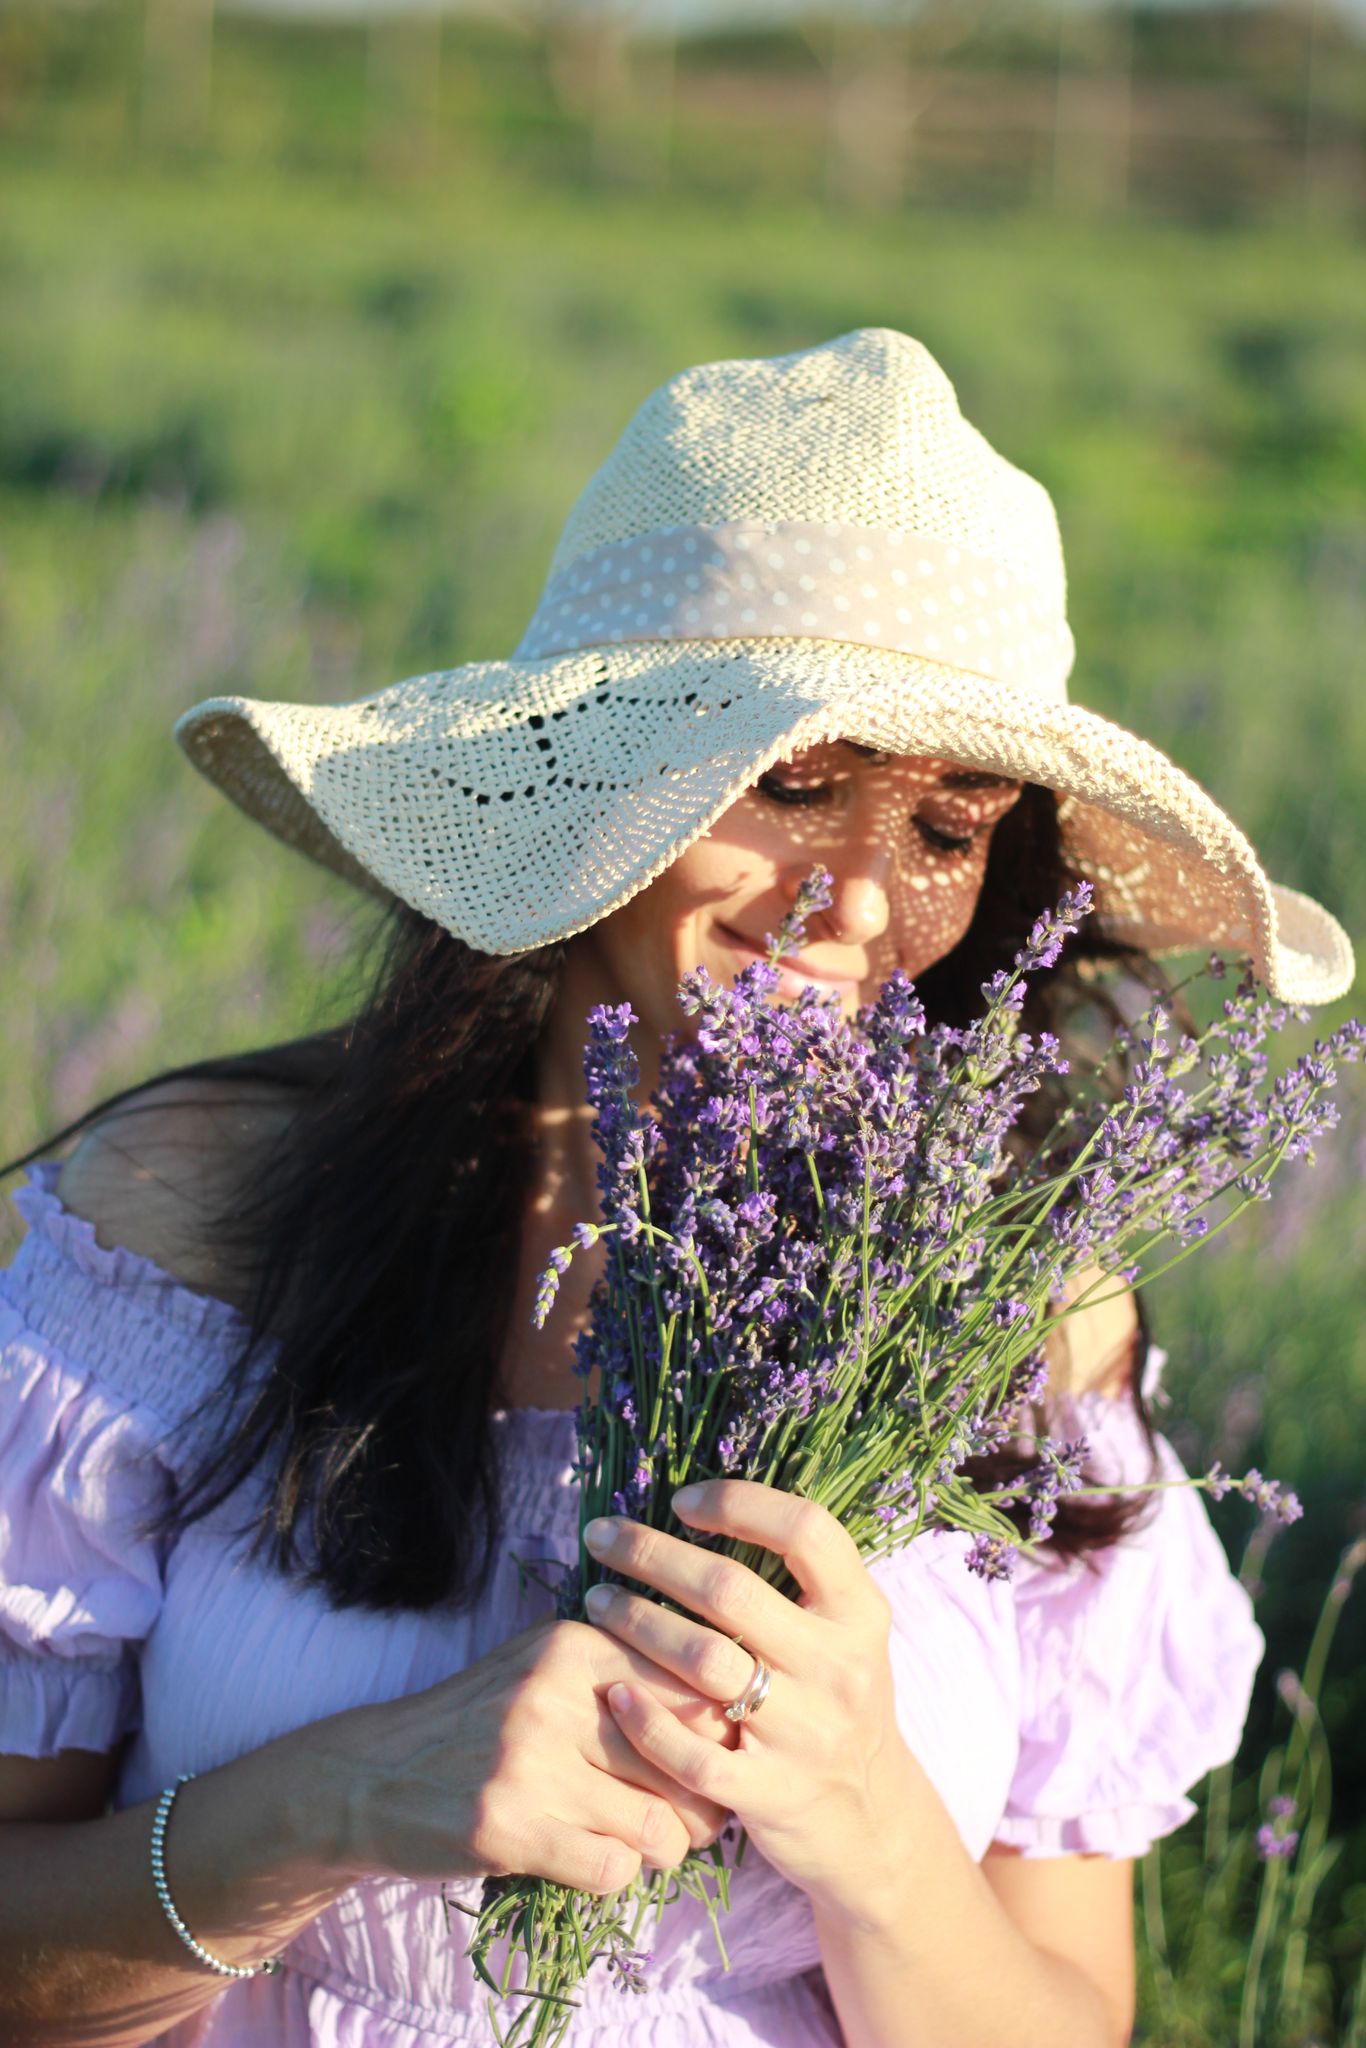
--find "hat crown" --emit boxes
[546,327,1069,615]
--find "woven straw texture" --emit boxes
[175,329,1354,1005]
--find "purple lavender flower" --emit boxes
[1204,1460,1233,1501]
[609,1444,657,1519]
[1256,1824,1299,1860]
[763,868,835,965]
[1238,1469,1304,1524]
[1333,1018,1366,1064]
[1021,1438,1089,1540]
[604,1945,653,1994]
[992,1298,1030,1329]
[966,1533,1018,1581]
[530,1245,573,1328]
[1015,880,1094,972]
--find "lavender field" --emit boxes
[2,60,1365,2037]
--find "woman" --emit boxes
[0,328,1353,2048]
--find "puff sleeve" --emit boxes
[0,1163,243,1757]
[995,1356,1265,1858]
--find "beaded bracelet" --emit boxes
[150,1773,283,1980]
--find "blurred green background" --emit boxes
[1,0,1364,2036]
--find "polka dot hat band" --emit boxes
[175,328,1353,1004]
[513,522,1073,699]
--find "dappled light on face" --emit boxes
[586,739,1029,1048]
[722,740,1024,987]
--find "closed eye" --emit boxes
[915,819,975,854]
[756,773,978,854]
[756,770,824,807]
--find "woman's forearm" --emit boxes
[0,1727,359,2047]
[808,1746,1125,2048]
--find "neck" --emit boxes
[529,942,663,1225]
[492,949,665,1408]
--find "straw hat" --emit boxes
[175,328,1353,1004]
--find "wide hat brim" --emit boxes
[174,636,1354,1006]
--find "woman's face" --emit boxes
[570,739,1023,1042]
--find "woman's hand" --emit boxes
[581,1480,913,1921]
[305,1617,735,1898]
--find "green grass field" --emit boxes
[2,100,1365,2039]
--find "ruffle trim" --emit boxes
[13,1164,592,1425]
[11,1161,253,1351]
[0,1639,136,1755]
[992,1795,1197,1859]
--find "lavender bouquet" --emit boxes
[457,871,1361,2045]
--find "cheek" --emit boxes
[946,855,991,944]
[894,855,988,975]
[598,843,737,1008]
[611,885,688,977]
[658,828,771,940]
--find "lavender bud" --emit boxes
[1204,1460,1232,1501]
[1256,1823,1299,1860]
[765,866,835,962]
[605,1946,653,1994]
[965,1533,1017,1582]
[530,1256,567,1328]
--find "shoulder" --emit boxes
[1045,1265,1140,1399]
[55,1076,301,1316]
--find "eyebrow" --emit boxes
[837,741,1017,791]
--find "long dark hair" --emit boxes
[2,784,1162,1613]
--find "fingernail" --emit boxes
[584,1518,618,1553]
[584,1583,613,1616]
[608,1684,632,1712]
[673,1484,705,1512]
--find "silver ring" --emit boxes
[723,1652,772,1723]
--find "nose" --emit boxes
[799,866,892,949]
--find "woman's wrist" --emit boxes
[156,1725,368,1976]
[219,1716,377,1894]
[275,1718,386,1889]
[0,1722,384,2041]
[795,1738,929,1933]
[152,1777,283,1978]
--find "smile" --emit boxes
[717,925,864,999]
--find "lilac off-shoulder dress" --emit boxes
[1,1159,1263,2046]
